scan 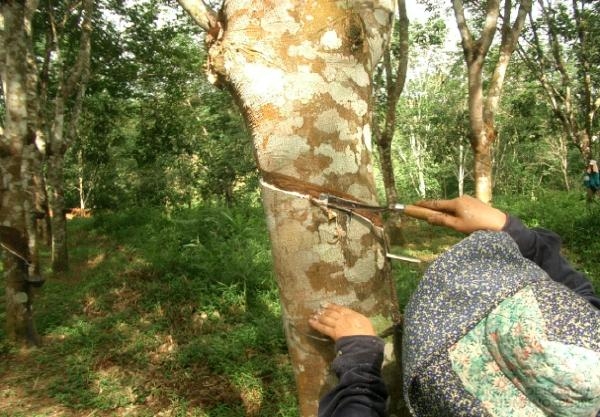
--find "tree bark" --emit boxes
[45,0,93,272]
[0,1,41,347]
[47,154,69,272]
[374,0,409,207]
[179,1,406,416]
[453,0,498,203]
[373,0,409,245]
[453,0,532,203]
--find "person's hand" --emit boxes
[308,303,376,342]
[410,195,508,234]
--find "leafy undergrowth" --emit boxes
[0,205,297,417]
[1,192,598,416]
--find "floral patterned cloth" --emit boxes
[402,231,600,417]
[450,286,600,417]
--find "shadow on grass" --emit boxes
[0,205,297,417]
[393,217,463,310]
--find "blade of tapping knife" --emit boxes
[320,194,387,211]
[386,253,422,263]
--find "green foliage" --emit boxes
[90,204,273,296]
[495,191,600,287]
[64,1,257,210]
[1,202,297,416]
[517,0,600,161]
[393,64,472,200]
[411,17,446,47]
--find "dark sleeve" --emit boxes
[594,172,600,188]
[318,336,388,417]
[502,215,600,309]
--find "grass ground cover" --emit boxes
[0,191,598,416]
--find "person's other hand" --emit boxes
[412,195,507,234]
[308,303,376,342]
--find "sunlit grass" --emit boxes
[0,203,294,416]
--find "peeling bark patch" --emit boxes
[315,144,358,175]
[260,134,310,174]
[307,262,345,292]
[363,124,372,151]
[316,228,344,262]
[374,8,392,26]
[288,40,318,60]
[257,104,282,122]
[376,247,385,270]
[347,183,373,201]
[315,109,343,134]
[259,2,300,36]
[320,30,342,50]
[347,221,371,242]
[234,57,369,124]
[344,250,376,284]
[341,65,370,88]
[329,82,368,116]
[294,153,333,178]
[240,62,368,117]
[242,63,286,106]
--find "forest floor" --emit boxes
[1,192,598,417]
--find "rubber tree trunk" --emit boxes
[190,1,406,416]
[454,0,532,204]
[44,0,92,273]
[0,1,41,346]
[47,154,69,272]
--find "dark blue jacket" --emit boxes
[318,215,600,417]
[584,171,600,190]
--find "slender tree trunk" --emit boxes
[47,154,69,272]
[47,83,69,271]
[22,0,44,279]
[373,0,408,245]
[454,0,531,203]
[410,134,426,198]
[45,0,93,272]
[374,0,409,206]
[458,144,465,196]
[179,1,406,416]
[465,60,494,203]
[0,1,41,346]
[473,143,493,202]
[78,149,86,210]
[378,142,399,203]
[454,0,497,203]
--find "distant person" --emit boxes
[584,159,600,201]
[309,195,600,417]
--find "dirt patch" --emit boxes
[144,363,243,411]
[0,349,245,416]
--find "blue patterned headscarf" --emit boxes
[402,231,600,416]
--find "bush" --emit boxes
[495,190,600,289]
